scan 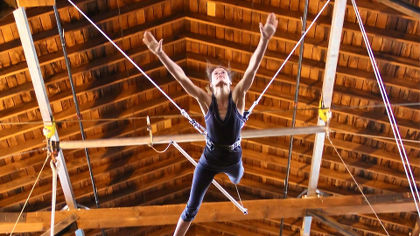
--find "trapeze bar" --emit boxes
[171,141,248,214]
[59,126,326,149]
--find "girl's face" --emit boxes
[211,67,231,87]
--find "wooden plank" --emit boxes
[210,0,420,46]
[378,0,420,19]
[17,0,55,7]
[0,56,185,142]
[184,38,419,112]
[40,214,78,236]
[0,12,184,80]
[0,193,414,233]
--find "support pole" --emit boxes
[307,210,358,236]
[303,0,347,235]
[13,7,77,209]
[280,0,309,234]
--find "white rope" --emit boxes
[171,141,248,214]
[9,152,50,236]
[66,0,206,135]
[50,160,58,236]
[350,0,420,217]
[246,0,331,116]
[234,184,244,208]
[327,135,390,236]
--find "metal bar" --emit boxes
[52,5,99,235]
[303,0,347,234]
[280,0,309,234]
[59,126,326,149]
[13,7,77,209]
[308,210,358,236]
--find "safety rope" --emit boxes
[50,159,58,236]
[351,0,420,217]
[244,0,331,120]
[9,121,57,235]
[234,184,244,208]
[326,135,390,236]
[66,0,206,136]
[9,151,50,236]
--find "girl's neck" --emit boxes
[213,86,230,102]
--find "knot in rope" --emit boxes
[181,109,207,135]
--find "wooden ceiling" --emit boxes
[0,0,419,235]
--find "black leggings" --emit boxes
[181,155,244,221]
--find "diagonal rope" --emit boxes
[350,0,420,217]
[246,0,331,117]
[327,135,390,236]
[66,0,206,135]
[9,151,50,236]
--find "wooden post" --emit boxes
[303,0,347,235]
[13,7,77,209]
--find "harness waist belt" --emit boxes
[206,137,241,151]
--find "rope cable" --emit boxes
[50,160,58,236]
[9,151,50,236]
[246,0,331,117]
[327,135,390,236]
[66,0,206,135]
[350,0,420,217]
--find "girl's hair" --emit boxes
[206,62,233,83]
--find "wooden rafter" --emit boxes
[0,192,414,233]
[377,0,420,19]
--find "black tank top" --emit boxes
[203,92,246,166]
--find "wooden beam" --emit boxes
[0,193,415,233]
[13,7,76,209]
[40,214,78,236]
[304,0,347,235]
[308,210,358,236]
[377,0,420,19]
[59,126,326,149]
[16,0,55,7]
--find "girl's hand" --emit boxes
[143,31,163,55]
[259,13,278,40]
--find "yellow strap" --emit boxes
[43,121,56,139]
[318,98,331,123]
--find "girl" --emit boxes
[143,13,278,236]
